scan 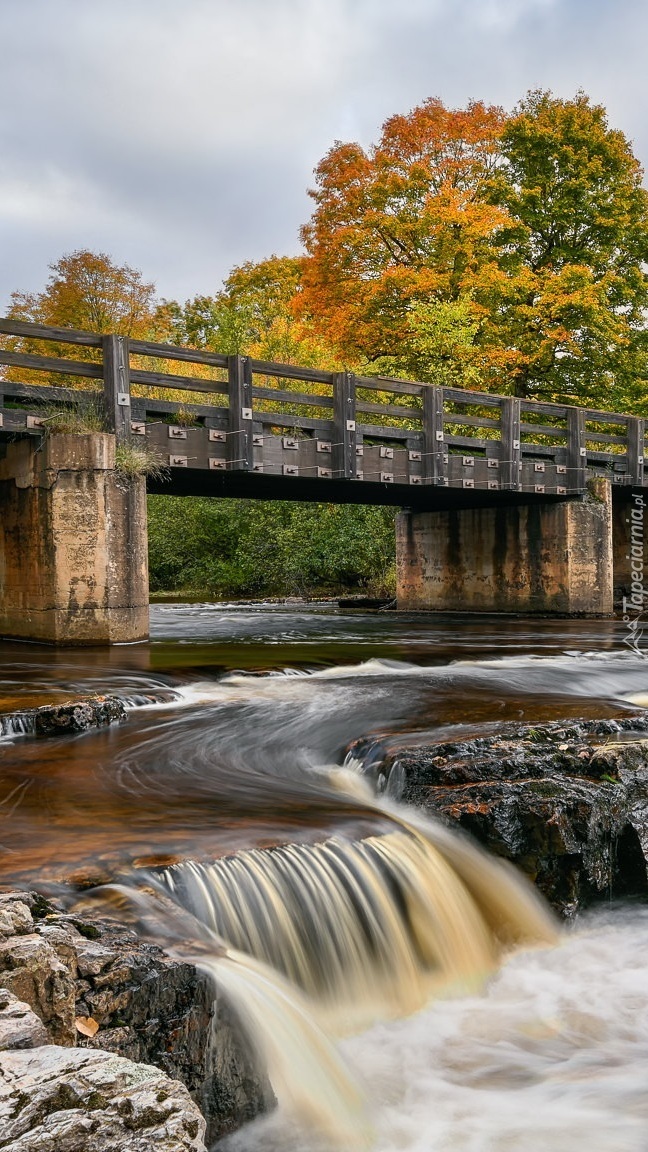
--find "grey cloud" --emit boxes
[1,0,646,309]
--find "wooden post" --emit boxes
[227,354,253,470]
[500,397,521,490]
[102,335,131,444]
[423,385,446,485]
[567,407,587,491]
[626,416,645,486]
[333,371,357,479]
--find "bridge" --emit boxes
[0,318,643,643]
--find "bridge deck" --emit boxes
[0,318,644,506]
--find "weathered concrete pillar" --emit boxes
[396,478,613,616]
[0,434,148,644]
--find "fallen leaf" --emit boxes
[75,1016,99,1037]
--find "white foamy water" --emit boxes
[220,906,648,1152]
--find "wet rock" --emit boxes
[0,696,126,739]
[373,715,648,916]
[0,1045,207,1151]
[0,989,49,1050]
[0,892,270,1142]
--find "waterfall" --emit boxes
[0,712,36,738]
[138,812,556,1137]
[89,808,555,1140]
[155,814,556,1031]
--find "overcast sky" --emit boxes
[1,0,646,311]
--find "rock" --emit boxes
[0,892,271,1142]
[0,932,76,1045]
[353,715,648,917]
[0,898,34,938]
[0,696,126,739]
[0,989,49,1050]
[0,1045,207,1150]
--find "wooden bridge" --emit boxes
[0,318,644,507]
[0,318,643,643]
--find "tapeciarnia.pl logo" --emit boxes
[622,491,646,655]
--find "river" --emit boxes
[2,605,648,1151]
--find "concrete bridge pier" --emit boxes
[0,433,148,645]
[396,478,614,616]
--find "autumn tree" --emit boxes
[161,254,339,369]
[298,98,509,381]
[299,91,648,407]
[2,250,158,386]
[489,90,648,407]
[8,250,157,336]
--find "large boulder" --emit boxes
[0,1045,206,1151]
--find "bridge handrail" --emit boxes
[0,317,644,490]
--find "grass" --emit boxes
[36,397,106,434]
[115,443,170,482]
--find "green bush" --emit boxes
[147,496,396,599]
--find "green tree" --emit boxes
[373,295,487,387]
[160,255,335,367]
[489,90,648,406]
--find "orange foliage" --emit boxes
[299,98,510,369]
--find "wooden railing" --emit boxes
[0,318,644,495]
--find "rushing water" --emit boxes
[2,605,648,1150]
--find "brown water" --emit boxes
[2,606,648,1149]
[0,607,640,883]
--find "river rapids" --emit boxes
[2,606,648,1150]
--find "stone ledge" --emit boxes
[0,1045,207,1151]
[350,714,648,916]
[0,891,271,1143]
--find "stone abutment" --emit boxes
[0,433,148,645]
